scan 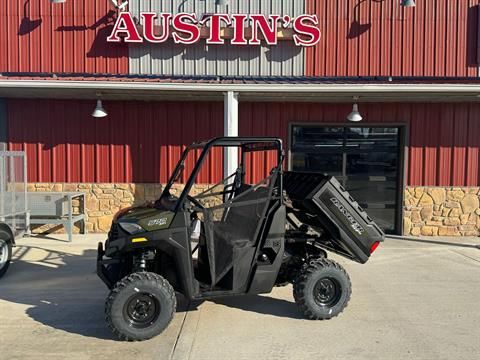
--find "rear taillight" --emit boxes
[370,241,380,254]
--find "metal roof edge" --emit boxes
[1,79,480,93]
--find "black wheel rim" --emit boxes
[123,293,161,329]
[313,277,341,307]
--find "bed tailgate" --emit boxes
[284,172,385,264]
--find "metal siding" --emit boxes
[452,105,469,186]
[306,0,480,77]
[467,103,480,186]
[0,99,7,151]
[239,102,480,187]
[325,0,338,75]
[357,0,369,76]
[7,99,224,184]
[337,1,348,77]
[2,0,478,78]
[437,104,455,186]
[7,99,480,187]
[346,0,357,76]
[129,0,305,77]
[0,0,128,74]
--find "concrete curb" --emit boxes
[386,235,480,249]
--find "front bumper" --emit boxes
[96,242,120,290]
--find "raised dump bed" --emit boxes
[284,171,385,264]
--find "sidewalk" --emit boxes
[0,235,479,360]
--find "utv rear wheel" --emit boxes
[0,231,13,279]
[105,272,176,341]
[293,259,351,320]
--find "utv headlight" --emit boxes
[118,222,145,235]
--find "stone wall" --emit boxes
[404,187,480,237]
[28,183,480,237]
[28,183,173,234]
[28,183,216,234]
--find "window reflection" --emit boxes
[291,126,401,233]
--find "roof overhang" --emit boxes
[1,79,480,102]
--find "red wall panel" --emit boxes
[239,102,480,187]
[2,1,478,78]
[7,99,480,187]
[0,0,128,74]
[7,99,224,183]
[306,0,480,77]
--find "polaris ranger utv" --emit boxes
[97,137,384,341]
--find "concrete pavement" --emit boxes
[0,235,479,360]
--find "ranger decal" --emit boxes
[330,198,365,235]
[148,218,168,227]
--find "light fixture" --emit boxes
[400,0,416,7]
[92,99,108,118]
[216,0,228,6]
[347,98,363,122]
[110,0,129,10]
[50,0,130,8]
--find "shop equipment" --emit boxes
[28,192,86,242]
[0,151,29,279]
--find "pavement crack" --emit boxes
[186,304,201,360]
[450,249,480,264]
[169,309,189,360]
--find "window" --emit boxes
[291,125,403,234]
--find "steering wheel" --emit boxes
[186,195,205,210]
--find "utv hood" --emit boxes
[115,206,175,232]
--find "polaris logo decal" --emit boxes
[330,198,365,235]
[148,218,168,227]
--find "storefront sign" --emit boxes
[107,12,321,47]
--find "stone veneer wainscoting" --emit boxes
[27,184,480,237]
[404,187,480,237]
[27,183,205,234]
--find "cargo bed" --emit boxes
[283,172,385,264]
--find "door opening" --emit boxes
[290,125,404,234]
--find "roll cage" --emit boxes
[157,137,284,212]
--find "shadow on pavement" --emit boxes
[0,245,116,340]
[26,234,73,243]
[0,245,194,341]
[0,245,303,342]
[212,293,304,320]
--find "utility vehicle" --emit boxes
[97,137,384,341]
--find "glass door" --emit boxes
[291,125,403,234]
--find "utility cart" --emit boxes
[97,137,384,341]
[0,151,29,279]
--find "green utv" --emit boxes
[97,137,384,341]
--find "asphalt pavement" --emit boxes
[0,234,479,360]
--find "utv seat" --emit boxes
[216,186,270,245]
[209,186,270,285]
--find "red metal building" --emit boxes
[1,0,480,236]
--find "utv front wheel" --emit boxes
[293,259,351,320]
[0,231,13,279]
[106,272,177,341]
